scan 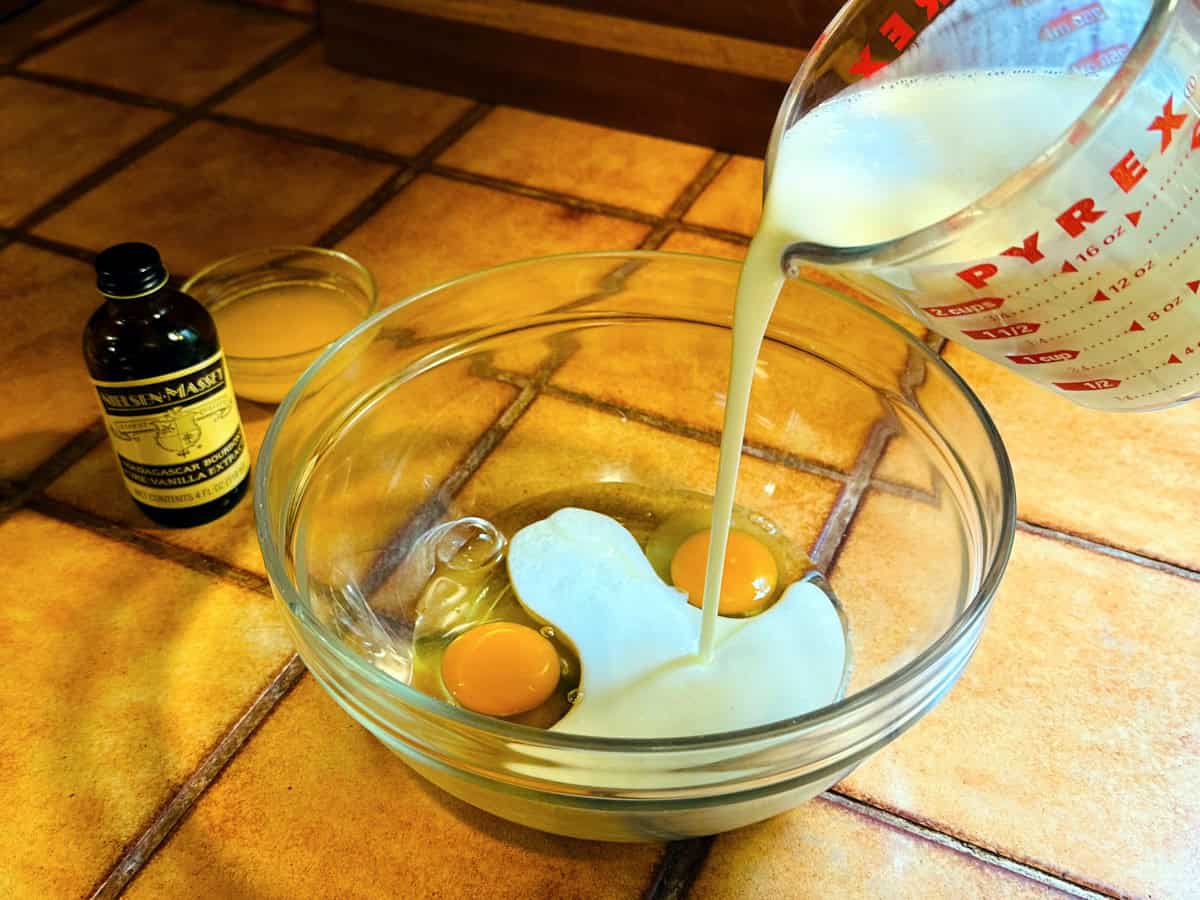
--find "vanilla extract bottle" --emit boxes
[83,242,249,527]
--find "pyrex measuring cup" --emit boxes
[770,0,1200,410]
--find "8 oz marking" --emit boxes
[1148,295,1182,321]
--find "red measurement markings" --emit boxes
[849,0,952,78]
[1063,223,1130,271]
[1040,2,1106,41]
[954,87,1187,293]
[922,296,1005,317]
[1008,349,1080,364]
[1055,378,1121,391]
[963,322,1042,340]
[1069,44,1129,74]
[1164,340,1200,365]
[1145,294,1182,322]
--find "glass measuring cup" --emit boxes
[769,0,1200,410]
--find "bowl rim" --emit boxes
[255,249,1016,753]
[181,245,379,366]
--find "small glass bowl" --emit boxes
[183,247,377,404]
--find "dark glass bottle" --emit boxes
[83,242,249,528]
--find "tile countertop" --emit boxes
[2,2,1198,898]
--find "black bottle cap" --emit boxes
[94,242,169,298]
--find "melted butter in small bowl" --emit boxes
[184,247,377,404]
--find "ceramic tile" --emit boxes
[827,490,975,693]
[696,797,1063,899]
[438,107,712,215]
[839,527,1200,898]
[217,45,473,156]
[454,394,843,558]
[683,155,764,236]
[0,244,104,480]
[0,77,170,226]
[944,344,1200,569]
[48,371,517,578]
[337,174,650,305]
[22,0,308,104]
[0,510,293,898]
[35,120,393,276]
[126,678,663,899]
[660,229,748,259]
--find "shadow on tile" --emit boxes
[0,511,293,897]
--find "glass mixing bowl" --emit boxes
[255,251,1014,841]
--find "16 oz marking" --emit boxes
[1075,224,1128,264]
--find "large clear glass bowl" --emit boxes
[255,251,1015,841]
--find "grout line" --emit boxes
[823,791,1117,899]
[483,366,936,502]
[808,415,897,571]
[662,152,731,222]
[1017,518,1200,582]
[542,381,855,484]
[9,67,184,111]
[643,838,715,900]
[12,230,98,263]
[428,163,659,225]
[360,349,565,598]
[190,30,318,109]
[315,167,416,250]
[0,421,107,526]
[314,103,492,250]
[637,221,677,250]
[675,221,752,246]
[207,111,407,165]
[1,0,140,72]
[413,103,493,163]
[11,29,317,234]
[29,495,271,595]
[88,654,308,900]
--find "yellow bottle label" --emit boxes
[91,350,249,510]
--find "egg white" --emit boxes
[507,507,846,738]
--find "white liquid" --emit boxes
[700,71,1105,656]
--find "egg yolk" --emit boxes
[441,622,561,717]
[670,528,778,615]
